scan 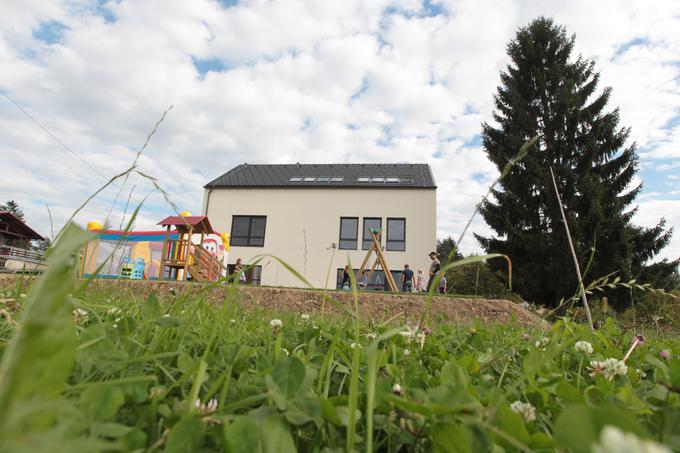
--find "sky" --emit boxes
[1,0,679,262]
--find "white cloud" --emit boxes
[0,0,678,265]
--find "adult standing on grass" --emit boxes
[427,252,440,292]
[341,265,350,289]
[400,264,415,292]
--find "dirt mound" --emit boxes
[0,276,546,328]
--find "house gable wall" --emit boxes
[203,187,436,288]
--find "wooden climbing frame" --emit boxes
[356,228,398,292]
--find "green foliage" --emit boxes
[477,17,678,309]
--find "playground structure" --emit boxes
[80,213,229,282]
[158,215,228,282]
[357,228,398,292]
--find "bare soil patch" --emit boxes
[1,276,546,328]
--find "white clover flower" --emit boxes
[270,319,283,330]
[73,308,88,317]
[301,314,310,321]
[592,425,671,453]
[230,319,237,325]
[392,383,403,395]
[194,398,218,415]
[510,401,536,422]
[589,358,628,380]
[575,341,594,354]
[106,307,121,315]
[417,332,427,349]
[350,342,361,350]
[399,329,414,343]
[403,348,411,357]
[163,314,170,318]
[19,293,26,298]
[366,332,378,340]
[535,340,542,348]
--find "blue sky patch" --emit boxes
[377,125,393,147]
[464,134,482,148]
[32,21,68,45]
[95,0,116,23]
[613,37,648,58]
[192,57,227,77]
[218,0,239,8]
[350,78,369,102]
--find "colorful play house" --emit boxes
[80,214,229,282]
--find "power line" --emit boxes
[0,87,167,219]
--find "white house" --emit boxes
[202,163,437,289]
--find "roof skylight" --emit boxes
[357,177,370,182]
[289,177,303,182]
[330,176,344,182]
[317,176,330,182]
[303,177,316,182]
[371,177,385,182]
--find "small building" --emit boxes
[202,163,437,289]
[0,211,45,272]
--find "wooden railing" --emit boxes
[189,245,227,282]
[0,245,46,266]
[163,238,191,265]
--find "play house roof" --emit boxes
[0,211,44,241]
[158,216,215,234]
[205,163,436,189]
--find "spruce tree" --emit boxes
[476,17,677,308]
[1,200,25,222]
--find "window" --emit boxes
[303,177,316,182]
[230,216,267,247]
[386,218,406,251]
[371,177,385,183]
[386,177,400,183]
[339,217,358,250]
[357,177,370,182]
[289,177,303,182]
[362,217,382,250]
[330,177,344,182]
[336,268,401,291]
[317,176,330,182]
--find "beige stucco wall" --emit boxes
[202,187,436,289]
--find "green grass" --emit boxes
[0,258,679,451]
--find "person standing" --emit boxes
[341,265,350,289]
[416,268,426,292]
[438,275,447,294]
[427,252,440,292]
[400,264,415,292]
[358,270,369,289]
[234,258,247,284]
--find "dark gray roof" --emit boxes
[205,164,436,189]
